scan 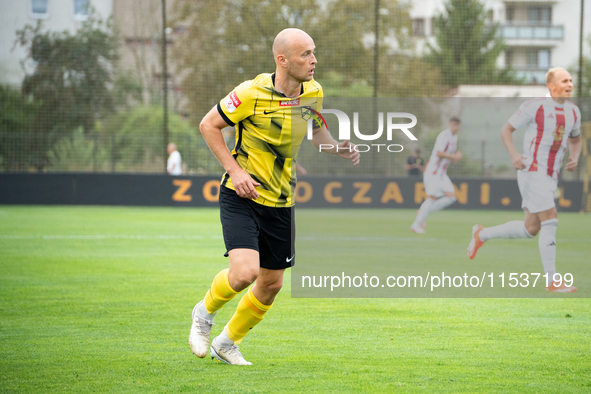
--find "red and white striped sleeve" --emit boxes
[569,104,581,138]
[508,99,542,130]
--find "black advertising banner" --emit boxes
[0,173,583,212]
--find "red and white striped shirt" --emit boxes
[424,128,457,177]
[508,97,581,179]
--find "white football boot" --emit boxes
[210,336,253,365]
[410,223,426,234]
[188,301,215,358]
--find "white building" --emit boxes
[0,0,113,87]
[409,0,591,85]
[410,0,590,174]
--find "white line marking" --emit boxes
[299,236,439,242]
[0,235,436,242]
[0,235,224,240]
[0,235,588,244]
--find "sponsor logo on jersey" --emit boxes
[552,125,566,144]
[547,113,554,119]
[280,98,300,106]
[224,91,242,113]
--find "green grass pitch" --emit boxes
[1,206,590,392]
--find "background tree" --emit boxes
[14,12,119,170]
[569,35,591,124]
[95,105,213,173]
[578,36,591,99]
[582,56,591,99]
[171,0,444,126]
[113,0,165,106]
[426,0,518,87]
[0,85,41,170]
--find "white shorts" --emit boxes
[517,170,557,213]
[423,172,454,198]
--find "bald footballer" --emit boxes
[189,28,360,365]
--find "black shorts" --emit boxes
[219,186,295,270]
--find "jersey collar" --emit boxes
[546,96,565,108]
[271,73,304,97]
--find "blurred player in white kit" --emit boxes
[467,67,581,293]
[410,117,462,234]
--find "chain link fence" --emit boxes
[1,0,589,179]
[0,131,223,175]
[1,129,585,181]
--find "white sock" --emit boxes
[413,198,434,226]
[479,220,533,242]
[538,219,558,282]
[429,196,457,212]
[198,301,216,321]
[216,327,235,347]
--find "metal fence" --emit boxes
[0,131,222,175]
[1,0,589,182]
[0,130,584,180]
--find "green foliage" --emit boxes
[426,0,519,87]
[46,127,106,171]
[581,36,591,97]
[573,35,591,123]
[14,12,119,169]
[97,105,186,166]
[0,85,41,170]
[98,105,194,138]
[321,72,373,97]
[378,56,445,97]
[95,105,215,172]
[582,56,591,99]
[172,0,444,126]
[577,51,591,123]
[0,85,39,134]
[111,70,144,109]
[569,36,591,122]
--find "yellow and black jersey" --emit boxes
[217,73,323,207]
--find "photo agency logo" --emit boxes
[301,107,418,153]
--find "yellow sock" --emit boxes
[225,287,272,344]
[203,269,239,314]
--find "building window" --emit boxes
[74,0,89,16]
[538,50,549,69]
[526,50,537,67]
[506,6,514,23]
[31,0,48,17]
[528,7,551,25]
[412,18,425,37]
[527,49,550,69]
